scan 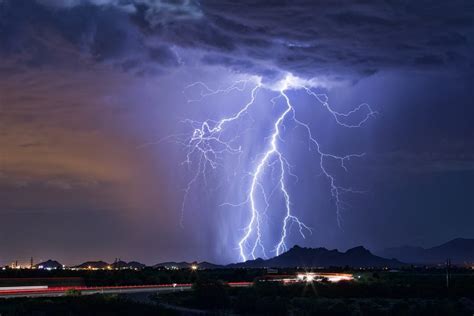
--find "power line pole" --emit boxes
[446,258,451,289]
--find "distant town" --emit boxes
[1,240,474,314]
[3,237,474,272]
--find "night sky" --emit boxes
[1,0,473,266]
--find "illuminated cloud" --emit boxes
[0,0,472,79]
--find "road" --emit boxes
[0,282,252,299]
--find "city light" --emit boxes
[295,272,353,283]
[296,273,316,282]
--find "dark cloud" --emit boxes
[1,0,473,79]
[414,55,445,66]
[0,0,181,74]
[202,0,474,79]
[1,0,474,264]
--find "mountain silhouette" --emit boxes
[153,261,193,269]
[153,261,222,269]
[111,260,146,270]
[376,238,474,265]
[74,261,110,269]
[228,245,404,268]
[35,259,63,270]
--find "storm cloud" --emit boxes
[1,0,473,80]
[1,0,474,265]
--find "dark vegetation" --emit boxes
[0,295,176,316]
[1,268,474,315]
[156,281,473,315]
[0,267,269,286]
[154,269,474,315]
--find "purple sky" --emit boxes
[1,0,473,265]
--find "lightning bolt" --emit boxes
[177,74,376,262]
